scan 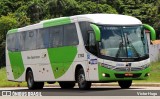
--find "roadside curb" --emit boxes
[92,83,160,87]
[45,83,160,87]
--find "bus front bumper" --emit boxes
[98,65,150,81]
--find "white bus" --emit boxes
[6,14,156,90]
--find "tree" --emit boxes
[62,0,79,16]
[0,0,13,16]
[0,14,18,43]
[0,14,18,66]
[106,0,158,26]
[47,0,67,17]
[77,1,117,14]
[27,0,45,23]
[14,12,31,27]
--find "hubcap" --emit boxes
[28,73,33,87]
[79,74,85,86]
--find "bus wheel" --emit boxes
[77,68,91,90]
[118,80,132,89]
[26,70,44,89]
[59,82,75,89]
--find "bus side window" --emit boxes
[7,34,16,51]
[49,26,63,47]
[88,31,97,56]
[63,23,79,46]
[79,22,91,46]
[24,30,37,50]
[15,33,20,51]
[37,28,50,49]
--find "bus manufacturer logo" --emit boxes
[126,66,131,72]
[126,63,132,72]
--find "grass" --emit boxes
[0,67,27,87]
[133,61,160,83]
[0,61,160,87]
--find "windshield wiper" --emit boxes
[125,33,140,58]
[116,34,124,58]
[116,42,123,58]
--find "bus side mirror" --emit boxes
[90,24,101,42]
[143,24,156,41]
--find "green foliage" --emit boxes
[0,13,18,66]
[26,0,45,23]
[0,67,27,87]
[0,14,18,42]
[134,61,160,83]
[14,12,31,27]
[0,0,13,16]
[47,0,67,17]
[0,0,160,66]
[77,1,117,14]
[62,0,79,16]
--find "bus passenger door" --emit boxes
[87,31,99,81]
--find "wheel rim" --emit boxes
[78,74,85,87]
[28,72,33,88]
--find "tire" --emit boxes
[77,68,91,90]
[59,82,75,89]
[118,80,132,89]
[26,70,44,90]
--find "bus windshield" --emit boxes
[99,25,148,58]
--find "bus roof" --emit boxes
[73,14,142,25]
[7,14,142,34]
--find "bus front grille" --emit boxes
[113,67,143,72]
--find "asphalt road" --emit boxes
[0,86,160,96]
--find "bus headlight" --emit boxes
[102,73,106,77]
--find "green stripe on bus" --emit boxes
[43,17,71,28]
[8,51,25,79]
[7,29,18,34]
[47,46,77,79]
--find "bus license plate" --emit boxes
[125,73,133,77]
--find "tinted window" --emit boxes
[49,26,63,47]
[7,34,16,51]
[89,31,96,46]
[19,32,25,51]
[37,28,49,49]
[79,22,91,45]
[24,30,37,50]
[7,33,25,51]
[15,33,21,51]
[63,24,79,46]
